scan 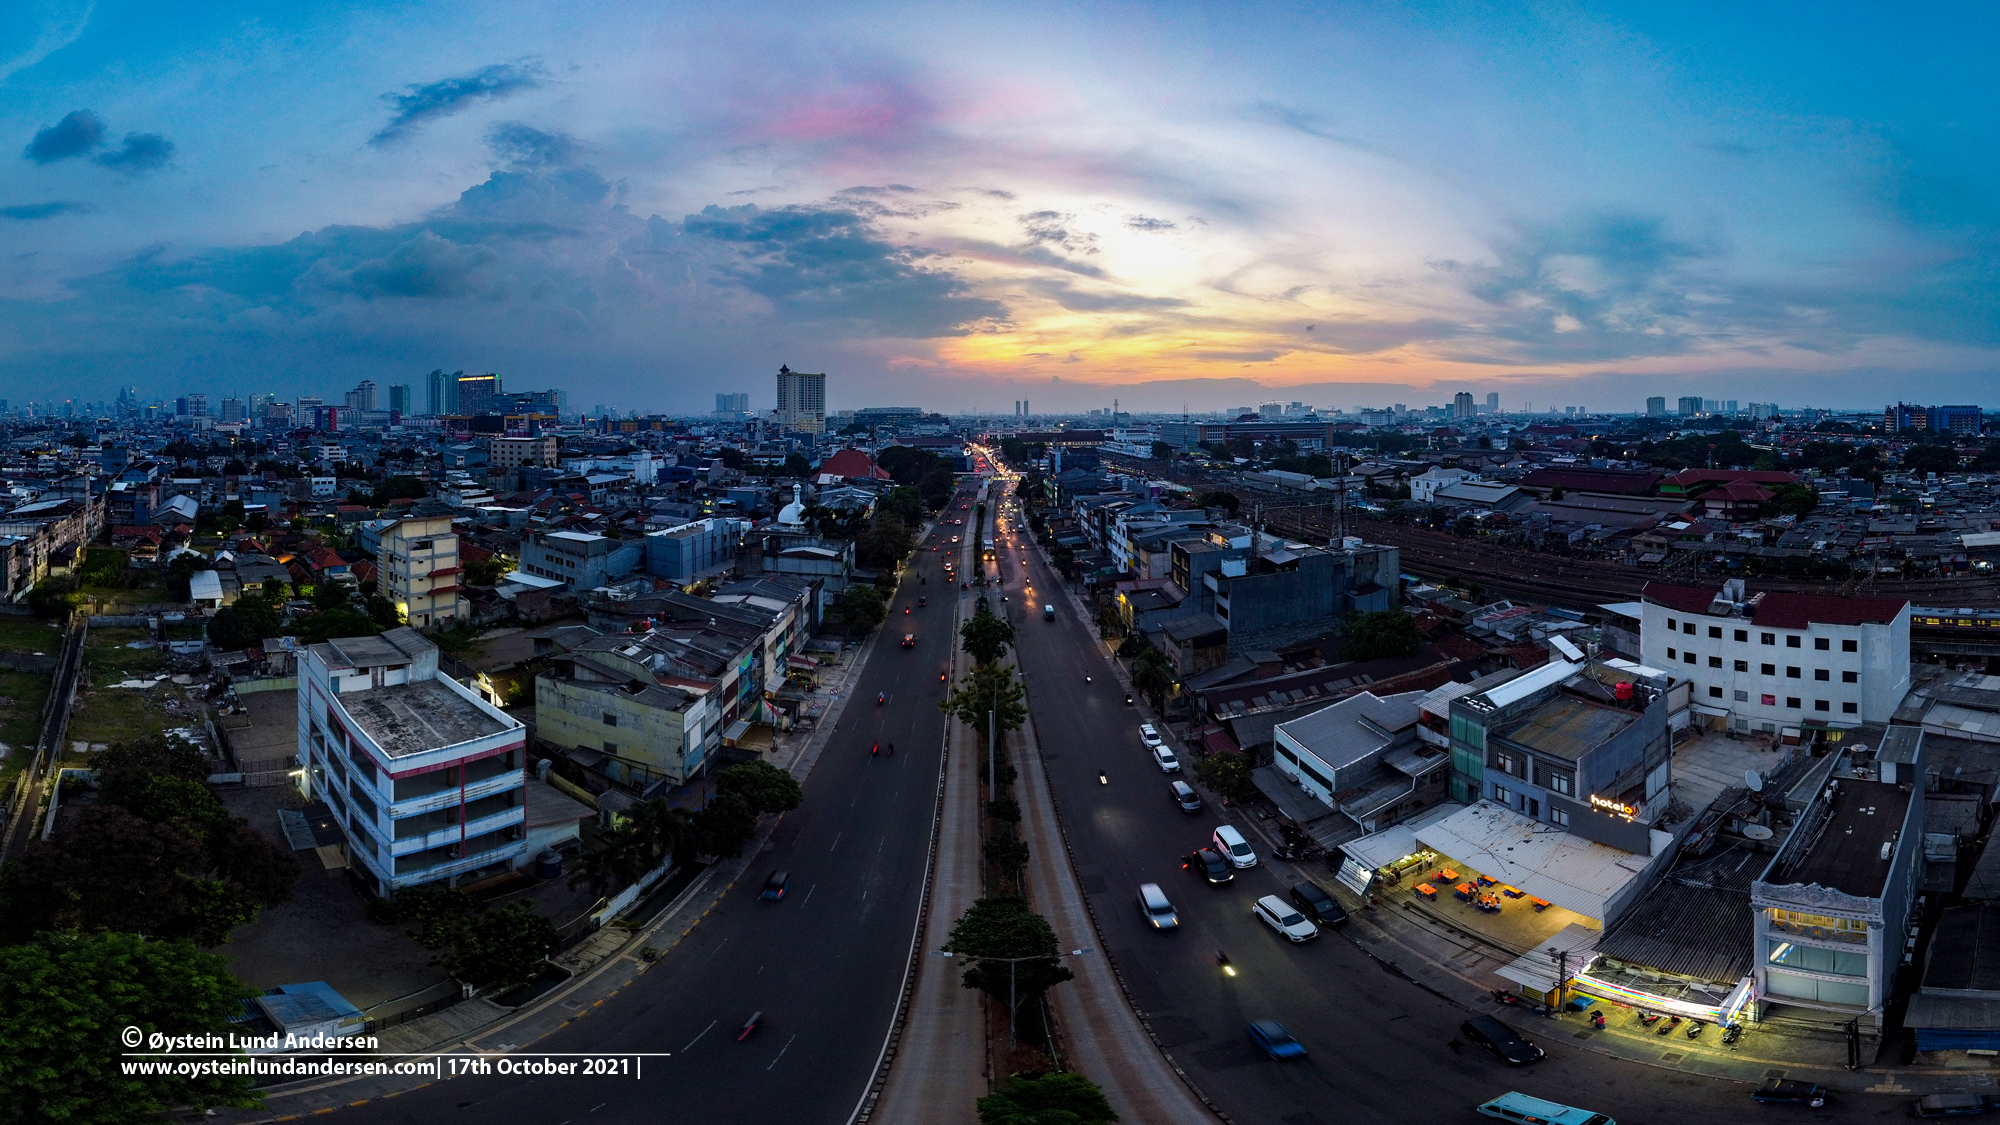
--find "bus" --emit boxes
[1475,1092,1614,1125]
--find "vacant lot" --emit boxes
[64,681,195,754]
[0,616,62,655]
[83,627,169,678]
[0,668,52,783]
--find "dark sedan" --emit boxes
[1184,847,1234,885]
[759,871,790,901]
[1460,1014,1544,1065]
[1751,1079,1828,1107]
[1289,880,1348,926]
[1915,1093,1998,1117]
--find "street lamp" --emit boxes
[932,947,1095,1052]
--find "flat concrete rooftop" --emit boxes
[1779,777,1911,899]
[337,677,514,758]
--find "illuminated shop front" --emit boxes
[1568,961,1757,1024]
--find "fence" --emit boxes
[360,979,470,1034]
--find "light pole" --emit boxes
[1547,945,1570,1012]
[933,947,1095,1052]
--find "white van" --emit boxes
[1212,825,1258,869]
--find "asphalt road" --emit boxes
[985,478,1915,1125]
[346,491,977,1125]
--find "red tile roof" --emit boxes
[1641,581,1718,615]
[1520,466,1663,495]
[817,448,894,481]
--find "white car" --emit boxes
[1137,882,1179,929]
[1212,824,1258,869]
[1138,724,1163,749]
[1152,744,1181,773]
[1252,895,1320,942]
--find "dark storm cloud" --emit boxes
[93,133,175,175]
[2,200,96,220]
[342,230,500,298]
[372,61,544,145]
[22,110,106,163]
[486,122,582,169]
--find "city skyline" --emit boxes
[3,4,1998,413]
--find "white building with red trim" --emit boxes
[297,627,528,895]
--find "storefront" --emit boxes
[1568,962,1756,1025]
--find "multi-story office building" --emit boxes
[427,370,459,416]
[376,515,467,629]
[1677,395,1703,416]
[1638,580,1910,731]
[775,365,826,433]
[1752,729,1926,1027]
[219,398,246,423]
[345,381,378,412]
[296,628,528,896]
[520,530,642,591]
[489,435,558,471]
[456,373,500,416]
[388,384,412,415]
[715,392,750,418]
[1452,391,1475,418]
[1886,402,1981,435]
[645,519,739,583]
[1484,392,1499,413]
[1646,396,1667,416]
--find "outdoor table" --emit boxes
[1500,886,1524,898]
[1437,868,1459,883]
[1529,897,1550,912]
[1415,883,1437,900]
[1454,883,1475,901]
[1476,876,1495,887]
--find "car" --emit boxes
[1915,1094,2000,1117]
[1184,847,1234,885]
[1151,744,1181,773]
[1460,1014,1545,1065]
[1475,1093,1614,1124]
[917,597,926,607]
[902,634,915,648]
[1252,895,1320,942]
[1245,1019,1305,1059]
[1212,825,1258,869]
[1288,881,1348,926]
[1170,780,1203,813]
[1751,1079,1828,1107]
[759,871,790,900]
[1138,723,1163,749]
[1136,882,1178,929]
[952,535,961,542]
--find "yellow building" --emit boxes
[378,515,468,629]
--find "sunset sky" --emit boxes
[2,1,1996,414]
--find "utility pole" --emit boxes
[1547,946,1569,1011]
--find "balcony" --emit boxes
[387,838,525,886]
[1768,918,1868,945]
[390,806,524,855]
[390,764,522,817]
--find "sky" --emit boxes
[2,0,1997,416]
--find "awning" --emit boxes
[1496,923,1601,995]
[1340,802,1464,871]
[1251,765,1334,825]
[721,718,753,742]
[786,655,820,671]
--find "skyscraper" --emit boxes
[426,369,458,416]
[219,398,246,423]
[1645,396,1666,416]
[715,392,750,417]
[1677,396,1703,416]
[1484,392,1499,414]
[456,373,500,415]
[346,380,378,412]
[774,365,827,433]
[1452,391,1474,419]
[388,384,412,415]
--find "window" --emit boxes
[1667,647,1677,660]
[1786,697,1801,709]
[1546,772,1573,796]
[603,741,618,755]
[1766,939,1868,977]
[1786,667,1801,678]
[1761,663,1776,676]
[1667,617,1677,630]
[1842,671,1858,683]
[1708,626,1722,638]
[1708,656,1723,668]
[1815,699,1830,711]
[1735,660,1750,672]
[1492,749,1518,776]
[1708,685,1723,698]
[1843,701,1859,714]
[603,712,618,727]
[1550,808,1570,827]
[1734,629,1749,642]
[1683,622,1697,635]
[1735,689,1749,701]
[1814,637,1830,650]
[1842,639,1858,652]
[1786,635,1801,648]
[1762,694,1776,705]
[1492,784,1512,804]
[1684,652,1696,665]
[1761,632,1775,645]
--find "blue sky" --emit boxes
[2,0,1996,414]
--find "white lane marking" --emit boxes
[681,1020,717,1053]
[766,1033,798,1071]
[801,883,816,907]
[830,831,843,852]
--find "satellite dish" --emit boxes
[1745,769,1764,793]
[1743,824,1774,841]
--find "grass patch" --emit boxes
[83,628,169,677]
[83,583,170,604]
[64,686,186,748]
[165,622,207,641]
[0,617,62,655]
[0,669,53,784]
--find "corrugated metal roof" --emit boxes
[1497,696,1636,763]
[1414,801,1654,921]
[1924,905,2000,993]
[1594,881,1753,983]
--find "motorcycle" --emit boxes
[1684,1019,1707,1040]
[1637,1010,1662,1027]
[1491,989,1523,1007]
[940,671,948,683]
[1215,950,1236,977]
[885,742,895,756]
[871,742,879,756]
[738,1011,762,1041]
[1085,675,1092,684]
[1124,693,1134,705]
[1658,1015,1682,1036]
[877,692,886,706]
[905,606,911,614]
[1721,1023,1743,1047]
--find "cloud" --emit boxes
[486,122,582,169]
[372,61,543,146]
[340,230,500,299]
[1125,215,1175,232]
[2,200,96,221]
[1020,210,1097,254]
[23,109,105,163]
[1027,279,1185,313]
[93,133,174,175]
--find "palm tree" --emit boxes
[1132,645,1176,712]
[570,799,685,896]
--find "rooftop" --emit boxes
[1274,689,1424,770]
[314,627,431,671]
[1415,800,1658,921]
[1497,695,1637,763]
[336,677,514,758]
[1771,777,1912,899]
[1923,904,2000,994]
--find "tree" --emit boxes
[1763,483,1820,518]
[716,760,803,817]
[943,896,1074,1005]
[290,608,381,644]
[371,476,429,503]
[0,806,221,944]
[856,515,915,570]
[942,663,1028,738]
[94,733,208,807]
[1131,646,1175,710]
[165,552,208,601]
[831,584,887,637]
[1150,441,1176,460]
[571,799,687,896]
[207,593,281,651]
[1343,610,1424,661]
[365,595,405,629]
[435,902,559,989]
[686,791,759,859]
[1547,485,1565,501]
[960,604,1016,664]
[1903,443,1959,475]
[1194,749,1257,802]
[0,932,261,1124]
[465,557,510,586]
[26,574,82,619]
[977,1073,1119,1125]
[783,451,813,478]
[1194,490,1240,516]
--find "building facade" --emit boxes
[520,530,642,591]
[297,629,528,896]
[1638,581,1910,732]
[646,518,739,583]
[377,515,467,629]
[489,434,558,471]
[775,365,827,433]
